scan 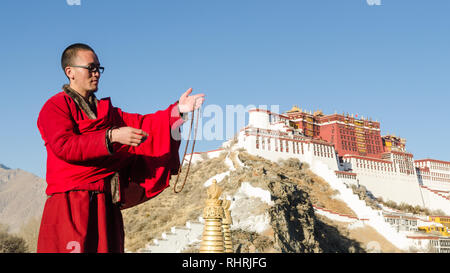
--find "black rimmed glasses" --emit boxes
[71,64,105,74]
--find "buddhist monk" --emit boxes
[36,43,205,253]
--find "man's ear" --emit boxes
[65,66,75,80]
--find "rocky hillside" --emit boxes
[122,149,401,253]
[0,165,46,233]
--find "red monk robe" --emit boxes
[36,90,185,253]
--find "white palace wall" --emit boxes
[344,157,425,207]
[423,179,450,193]
[419,186,450,215]
[355,169,424,207]
[238,131,339,172]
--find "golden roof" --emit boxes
[286,105,302,113]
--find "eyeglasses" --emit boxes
[70,64,105,74]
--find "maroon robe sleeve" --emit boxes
[113,102,184,209]
[37,96,110,164]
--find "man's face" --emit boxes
[66,50,101,94]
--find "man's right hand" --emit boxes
[111,127,148,147]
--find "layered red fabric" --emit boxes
[37,189,124,253]
[36,91,184,252]
[37,91,183,198]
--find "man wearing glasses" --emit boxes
[36,43,205,253]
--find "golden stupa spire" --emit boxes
[199,180,225,253]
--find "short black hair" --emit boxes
[61,43,96,72]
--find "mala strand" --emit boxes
[173,106,201,193]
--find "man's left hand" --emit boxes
[178,88,205,113]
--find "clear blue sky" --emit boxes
[0,0,449,178]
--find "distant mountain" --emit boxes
[0,165,46,233]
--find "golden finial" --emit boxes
[199,180,225,253]
[221,199,233,253]
[207,179,223,200]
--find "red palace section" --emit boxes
[284,106,404,159]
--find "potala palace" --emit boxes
[152,106,450,253]
[236,106,450,215]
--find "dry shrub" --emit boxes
[17,217,41,253]
[379,198,446,216]
[232,229,275,253]
[0,223,28,253]
[350,184,380,210]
